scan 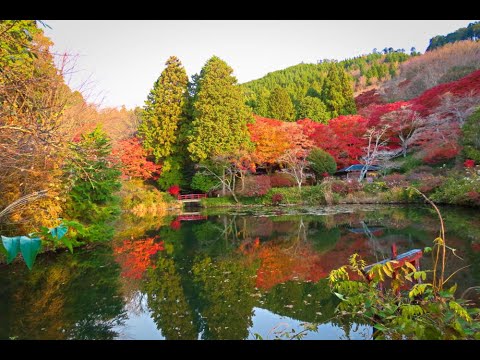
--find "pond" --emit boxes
[1,204,479,340]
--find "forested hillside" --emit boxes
[242,50,411,121]
[427,21,480,52]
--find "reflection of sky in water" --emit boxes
[113,296,165,340]
[247,307,372,340]
[113,300,372,340]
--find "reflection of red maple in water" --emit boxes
[253,233,371,290]
[170,218,181,230]
[114,237,164,279]
[472,243,480,252]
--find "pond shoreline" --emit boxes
[196,199,479,209]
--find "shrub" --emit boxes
[462,107,480,162]
[464,159,476,168]
[467,191,480,206]
[237,175,271,197]
[346,179,363,193]
[418,176,446,194]
[168,185,180,197]
[383,173,408,188]
[270,172,295,188]
[422,145,460,165]
[170,218,181,230]
[191,172,219,193]
[64,127,121,243]
[431,171,480,206]
[331,181,348,195]
[307,148,337,180]
[301,185,326,205]
[400,155,423,173]
[330,179,363,195]
[271,193,283,205]
[363,181,389,193]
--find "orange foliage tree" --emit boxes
[248,115,292,172]
[114,237,164,279]
[112,137,161,180]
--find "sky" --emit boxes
[43,20,477,109]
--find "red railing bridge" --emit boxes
[178,194,207,201]
[177,214,208,221]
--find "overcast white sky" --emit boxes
[43,20,477,109]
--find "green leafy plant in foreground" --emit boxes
[328,188,480,339]
[1,221,74,269]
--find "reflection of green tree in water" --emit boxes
[308,225,341,253]
[261,279,370,338]
[192,221,225,255]
[193,256,258,340]
[144,257,198,339]
[0,246,126,339]
[261,279,338,324]
[65,247,127,339]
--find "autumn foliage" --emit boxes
[114,237,165,279]
[113,137,161,180]
[411,69,480,116]
[168,185,181,197]
[248,116,292,169]
[355,88,385,110]
[300,116,368,169]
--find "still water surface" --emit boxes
[1,205,479,340]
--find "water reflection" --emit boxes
[1,205,479,339]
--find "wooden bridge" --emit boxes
[178,194,207,203]
[177,213,208,221]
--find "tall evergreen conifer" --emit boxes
[188,56,252,162]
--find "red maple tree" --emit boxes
[114,237,165,279]
[113,137,161,180]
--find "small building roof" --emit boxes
[336,164,381,173]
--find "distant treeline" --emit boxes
[427,21,480,52]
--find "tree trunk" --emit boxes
[402,141,407,157]
[358,166,368,182]
[222,167,226,196]
[231,189,239,203]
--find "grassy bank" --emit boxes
[200,184,414,208]
[199,175,480,209]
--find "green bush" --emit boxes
[363,181,389,193]
[301,185,326,205]
[307,148,337,181]
[191,172,220,193]
[400,155,423,173]
[462,107,480,162]
[64,127,121,243]
[431,171,480,207]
